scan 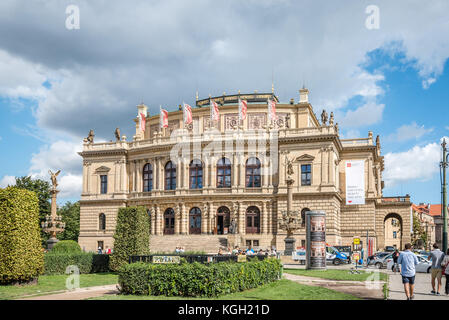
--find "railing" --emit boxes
[129,254,272,264]
[381,195,411,203]
[340,138,373,147]
[83,126,342,152]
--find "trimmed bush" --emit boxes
[118,258,282,297]
[110,206,150,271]
[51,240,81,254]
[44,252,110,275]
[0,187,44,284]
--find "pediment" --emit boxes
[295,154,315,162]
[95,166,111,173]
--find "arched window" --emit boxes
[216,206,230,234]
[143,163,153,192]
[165,161,176,190]
[301,208,310,228]
[99,213,106,231]
[217,157,231,188]
[246,206,260,234]
[164,208,175,234]
[189,207,202,234]
[245,157,261,188]
[189,159,203,189]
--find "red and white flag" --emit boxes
[160,106,168,128]
[183,103,193,125]
[210,99,220,122]
[238,98,247,121]
[139,112,146,132]
[267,98,277,122]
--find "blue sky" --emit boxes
[0,1,448,205]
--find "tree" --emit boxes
[0,187,44,284]
[57,201,80,242]
[110,207,150,271]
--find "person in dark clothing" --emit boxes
[393,249,400,273]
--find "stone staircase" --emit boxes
[150,235,228,254]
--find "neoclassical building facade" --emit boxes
[78,89,412,253]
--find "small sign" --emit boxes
[353,238,360,245]
[237,255,247,263]
[152,256,181,264]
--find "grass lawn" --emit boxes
[90,279,359,300]
[283,269,388,282]
[0,273,118,300]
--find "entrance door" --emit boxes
[164,208,175,235]
[216,206,230,235]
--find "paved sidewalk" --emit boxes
[18,284,119,300]
[388,272,449,300]
[284,273,385,300]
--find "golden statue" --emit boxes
[48,170,61,189]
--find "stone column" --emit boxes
[368,157,375,195]
[175,204,181,234]
[320,148,326,185]
[262,201,268,234]
[209,202,215,234]
[201,203,208,234]
[239,155,245,188]
[184,162,189,190]
[114,161,120,193]
[210,156,216,189]
[150,206,155,235]
[121,160,127,192]
[181,203,187,234]
[279,153,286,187]
[232,153,238,187]
[268,200,273,234]
[82,161,88,193]
[155,206,161,235]
[130,161,135,192]
[203,158,209,189]
[328,148,334,185]
[238,202,245,235]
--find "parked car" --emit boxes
[385,246,396,252]
[373,253,393,269]
[325,245,349,265]
[387,254,432,273]
[333,246,352,263]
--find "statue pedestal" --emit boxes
[47,237,60,250]
[284,237,296,256]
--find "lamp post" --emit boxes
[440,139,448,253]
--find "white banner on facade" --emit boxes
[345,160,365,205]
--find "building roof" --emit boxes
[412,203,430,215]
[429,204,447,217]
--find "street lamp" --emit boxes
[440,139,448,253]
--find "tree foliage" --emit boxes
[14,176,51,245]
[57,201,80,241]
[110,207,150,271]
[0,187,44,284]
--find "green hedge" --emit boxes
[118,258,282,297]
[0,187,44,284]
[44,253,110,275]
[110,206,150,271]
[51,240,81,254]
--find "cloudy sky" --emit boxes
[0,0,448,204]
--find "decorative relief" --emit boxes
[166,120,179,135]
[203,116,221,130]
[273,113,288,129]
[225,114,239,130]
[248,113,266,130]
[150,124,159,138]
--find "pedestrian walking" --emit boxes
[397,243,419,300]
[393,249,400,273]
[441,249,449,295]
[429,243,445,295]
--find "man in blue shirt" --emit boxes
[397,243,419,300]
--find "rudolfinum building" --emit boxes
[78,89,412,254]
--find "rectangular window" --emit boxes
[253,240,259,247]
[393,231,397,239]
[301,164,312,186]
[100,175,108,194]
[246,240,252,247]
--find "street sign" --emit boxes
[353,238,360,245]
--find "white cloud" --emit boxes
[383,141,442,187]
[386,122,433,142]
[0,175,16,188]
[340,129,362,139]
[28,140,83,199]
[338,102,385,128]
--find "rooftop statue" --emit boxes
[321,109,328,126]
[115,128,121,142]
[86,129,94,144]
[329,112,334,126]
